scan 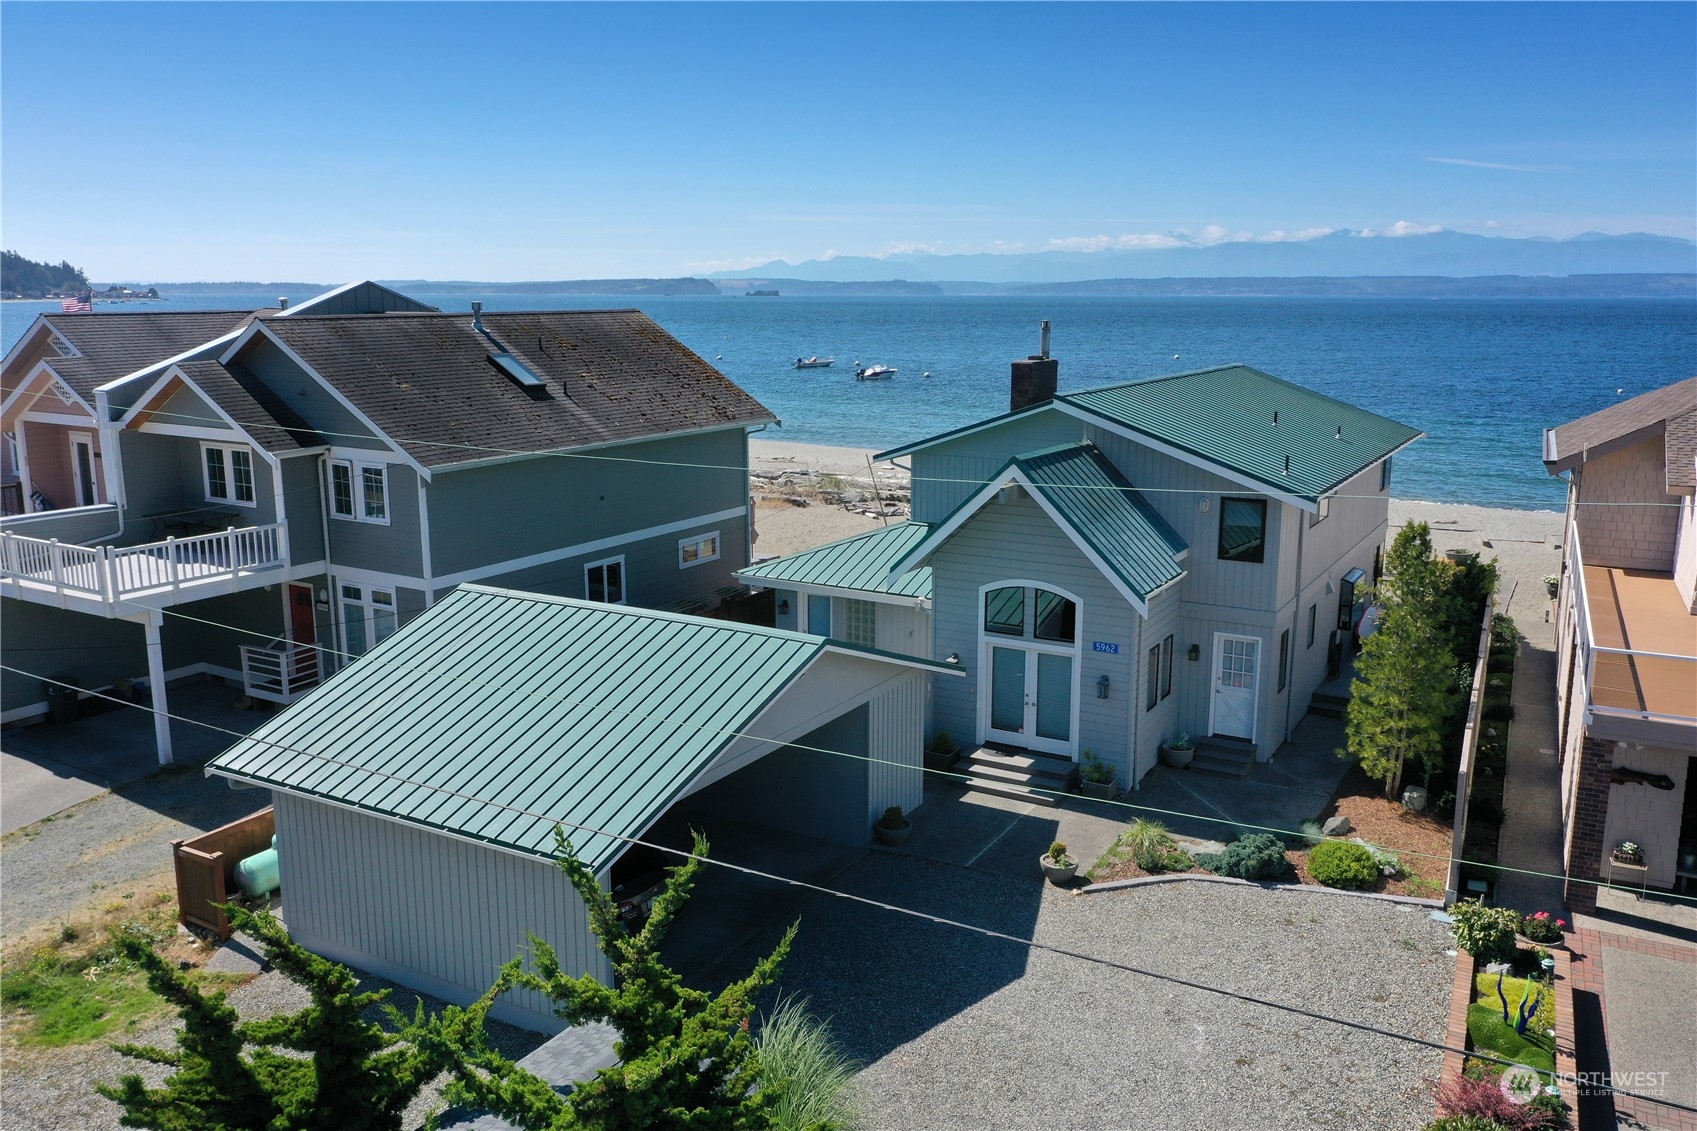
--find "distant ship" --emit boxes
[855,364,898,381]
[793,356,835,368]
[745,289,779,297]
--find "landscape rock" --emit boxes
[1321,816,1353,836]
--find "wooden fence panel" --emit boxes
[172,806,274,939]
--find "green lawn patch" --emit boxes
[1,947,252,1048]
[1468,971,1556,1075]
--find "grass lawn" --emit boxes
[1468,971,1556,1075]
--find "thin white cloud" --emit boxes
[1044,226,1332,252]
[1426,156,1571,173]
[1045,233,1190,252]
[1254,227,1336,243]
[1356,221,1446,238]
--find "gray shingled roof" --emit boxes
[174,360,321,453]
[258,311,776,468]
[37,310,262,399]
[1544,375,1697,493]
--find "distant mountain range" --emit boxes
[712,229,1696,283]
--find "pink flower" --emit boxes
[1557,919,1567,928]
[1533,911,1550,920]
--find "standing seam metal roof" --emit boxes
[1059,365,1422,501]
[1009,443,1188,600]
[737,522,934,599]
[208,586,838,871]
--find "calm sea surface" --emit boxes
[7,293,1694,511]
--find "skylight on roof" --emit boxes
[489,352,545,389]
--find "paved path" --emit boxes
[1,678,264,834]
[1491,641,1567,916]
[1568,926,1697,1131]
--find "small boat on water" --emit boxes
[855,364,898,381]
[793,356,835,369]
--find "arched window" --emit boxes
[983,586,1076,644]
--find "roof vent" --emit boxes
[1272,411,1278,425]
[278,296,290,310]
[471,300,484,332]
[1284,455,1291,474]
[1336,426,1343,440]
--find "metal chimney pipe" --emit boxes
[277,297,289,310]
[471,301,484,331]
[1040,320,1051,360]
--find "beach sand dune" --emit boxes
[749,439,1563,645]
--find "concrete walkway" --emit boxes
[1491,639,1568,916]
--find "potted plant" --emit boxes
[1611,840,1644,865]
[1040,840,1078,886]
[924,730,961,773]
[873,805,911,847]
[1078,749,1118,799]
[1159,733,1194,769]
[1519,910,1567,945]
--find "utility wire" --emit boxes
[5,665,1689,1114]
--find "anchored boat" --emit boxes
[854,364,898,381]
[793,356,835,368]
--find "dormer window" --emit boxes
[202,443,256,507]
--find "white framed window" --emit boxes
[330,459,389,524]
[340,584,398,658]
[586,555,626,604]
[202,443,256,507]
[678,531,721,568]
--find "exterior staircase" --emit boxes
[1308,690,1350,719]
[1187,736,1258,778]
[950,745,1078,806]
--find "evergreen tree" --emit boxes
[98,906,438,1131]
[1346,522,1460,796]
[407,830,801,1131]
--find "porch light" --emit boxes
[1188,644,1200,662]
[777,599,789,616]
[1096,674,1110,699]
[315,589,330,610]
[946,652,960,665]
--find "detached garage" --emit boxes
[208,585,951,1031]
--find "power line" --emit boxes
[6,664,1689,1113]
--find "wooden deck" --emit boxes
[1582,565,1697,721]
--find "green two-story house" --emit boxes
[1,282,774,761]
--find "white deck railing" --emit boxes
[1567,523,1697,727]
[0,523,288,609]
[240,639,321,705]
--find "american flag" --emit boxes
[59,294,92,313]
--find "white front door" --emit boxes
[1210,633,1259,741]
[984,642,1075,756]
[69,432,96,507]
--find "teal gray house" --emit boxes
[1,282,774,762]
[741,343,1422,794]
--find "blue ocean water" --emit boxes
[7,292,1693,510]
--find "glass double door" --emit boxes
[985,643,1074,756]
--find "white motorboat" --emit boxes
[793,356,835,369]
[854,364,898,381]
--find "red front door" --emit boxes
[288,584,316,646]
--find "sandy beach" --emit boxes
[749,438,1564,646]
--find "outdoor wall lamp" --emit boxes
[315,589,330,610]
[946,652,961,665]
[1096,674,1110,699]
[1188,644,1200,662]
[777,599,790,616]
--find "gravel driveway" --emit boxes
[703,856,1454,1131]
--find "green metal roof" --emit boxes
[876,365,1422,502]
[1058,365,1422,502]
[737,522,934,600]
[209,586,846,871]
[895,442,1186,610]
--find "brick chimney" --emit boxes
[1010,319,1058,412]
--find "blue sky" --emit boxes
[3,2,1691,281]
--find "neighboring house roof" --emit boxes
[877,364,1423,504]
[737,522,934,601]
[30,310,263,400]
[174,360,322,453]
[894,442,1188,614]
[1542,376,1697,494]
[256,311,777,469]
[208,586,952,872]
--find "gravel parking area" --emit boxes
[702,856,1455,1131]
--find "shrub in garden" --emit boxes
[1519,911,1566,944]
[758,995,864,1131]
[1423,1117,1515,1131]
[1431,1074,1567,1130]
[1195,833,1290,881]
[1449,900,1521,964]
[1308,840,1381,889]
